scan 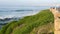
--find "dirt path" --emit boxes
[50,8,60,34]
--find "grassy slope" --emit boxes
[0,9,54,34]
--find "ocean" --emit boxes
[0,6,50,19]
[0,6,50,29]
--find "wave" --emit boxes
[0,10,39,19]
[15,10,33,11]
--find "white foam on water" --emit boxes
[0,10,40,19]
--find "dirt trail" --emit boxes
[50,8,60,34]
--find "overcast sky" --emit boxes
[0,0,60,7]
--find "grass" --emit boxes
[0,9,54,34]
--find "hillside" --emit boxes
[0,9,54,34]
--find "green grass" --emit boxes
[0,9,54,34]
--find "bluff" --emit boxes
[0,9,54,34]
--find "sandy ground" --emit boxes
[50,8,60,34]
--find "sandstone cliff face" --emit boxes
[50,7,60,34]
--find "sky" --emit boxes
[0,0,60,7]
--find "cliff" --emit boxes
[0,9,54,34]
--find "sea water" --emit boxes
[0,6,50,19]
[0,6,50,29]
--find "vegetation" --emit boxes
[0,9,54,34]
